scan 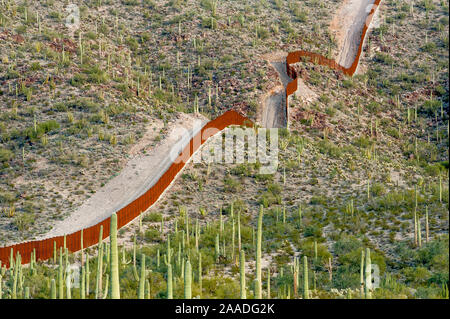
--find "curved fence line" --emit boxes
[285,0,381,123]
[0,0,382,268]
[0,110,253,268]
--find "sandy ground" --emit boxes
[37,112,207,239]
[261,86,286,129]
[330,0,376,68]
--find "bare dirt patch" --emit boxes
[330,0,376,68]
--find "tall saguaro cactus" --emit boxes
[167,263,173,299]
[360,249,365,297]
[96,226,104,298]
[80,264,86,300]
[51,279,57,299]
[254,279,260,299]
[58,248,64,299]
[215,234,220,261]
[138,254,146,299]
[255,206,263,298]
[303,256,309,299]
[86,254,90,297]
[184,260,192,299]
[240,250,246,299]
[109,213,120,299]
[238,210,242,252]
[365,248,372,299]
[198,253,202,298]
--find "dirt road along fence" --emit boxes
[0,110,253,268]
[285,0,382,124]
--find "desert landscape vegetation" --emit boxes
[0,0,448,299]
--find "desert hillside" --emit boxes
[0,0,448,300]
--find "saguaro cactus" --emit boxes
[365,248,372,299]
[167,263,173,299]
[254,279,260,299]
[195,219,199,253]
[418,216,422,248]
[232,219,235,261]
[96,226,104,298]
[298,206,302,228]
[293,257,298,298]
[109,213,120,299]
[138,253,146,299]
[255,206,263,298]
[81,229,84,266]
[238,210,242,252]
[146,279,151,299]
[414,208,418,247]
[198,253,202,298]
[215,234,220,261]
[303,256,309,299]
[240,250,246,299]
[81,264,86,300]
[12,254,19,299]
[360,249,365,297]
[184,260,192,299]
[51,279,57,299]
[58,248,64,299]
[86,254,90,297]
[66,266,72,299]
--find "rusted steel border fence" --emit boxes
[285,0,382,124]
[0,110,253,268]
[0,0,382,268]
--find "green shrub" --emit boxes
[422,42,436,53]
[317,140,342,158]
[143,212,163,222]
[24,120,60,140]
[144,228,162,242]
[0,147,14,163]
